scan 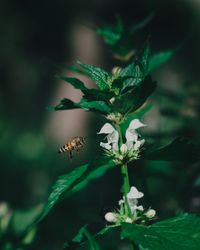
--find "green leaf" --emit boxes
[96,16,124,46]
[64,225,111,250]
[73,226,100,250]
[144,137,199,162]
[121,104,153,134]
[97,27,121,46]
[121,214,200,250]
[82,88,113,102]
[95,14,153,62]
[56,75,114,102]
[78,62,111,90]
[39,164,89,221]
[57,76,88,91]
[63,226,116,249]
[149,50,175,72]
[39,158,115,222]
[111,76,134,89]
[68,159,115,195]
[53,98,79,110]
[140,42,151,75]
[72,225,88,243]
[113,75,156,114]
[82,229,100,250]
[54,98,111,114]
[78,99,111,114]
[119,43,150,92]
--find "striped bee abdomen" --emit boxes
[58,137,86,158]
[58,144,68,153]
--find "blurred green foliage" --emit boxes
[1,0,200,249]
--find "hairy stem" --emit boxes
[115,124,123,146]
[121,164,130,194]
[121,164,131,215]
[115,124,132,215]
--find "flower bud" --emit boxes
[120,144,128,154]
[145,209,156,218]
[125,217,132,223]
[104,212,117,223]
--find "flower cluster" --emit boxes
[98,119,146,163]
[104,186,156,225]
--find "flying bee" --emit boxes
[58,136,86,159]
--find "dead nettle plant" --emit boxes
[39,16,200,250]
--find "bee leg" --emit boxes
[69,151,73,159]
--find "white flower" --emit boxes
[145,209,156,218]
[127,186,144,199]
[125,119,146,142]
[127,186,144,213]
[98,123,119,151]
[97,119,146,160]
[98,123,115,134]
[105,212,117,223]
[125,119,146,150]
[128,119,146,130]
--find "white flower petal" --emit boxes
[129,204,144,213]
[128,199,138,211]
[118,199,124,205]
[107,130,119,144]
[126,141,133,150]
[127,196,138,205]
[100,142,111,150]
[129,204,138,212]
[133,139,145,150]
[112,142,119,151]
[97,123,115,134]
[136,205,144,211]
[127,186,144,199]
[125,129,138,143]
[129,119,146,130]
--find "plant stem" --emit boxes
[121,164,131,215]
[121,164,130,194]
[115,124,123,146]
[115,123,131,215]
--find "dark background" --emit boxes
[0,0,200,249]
